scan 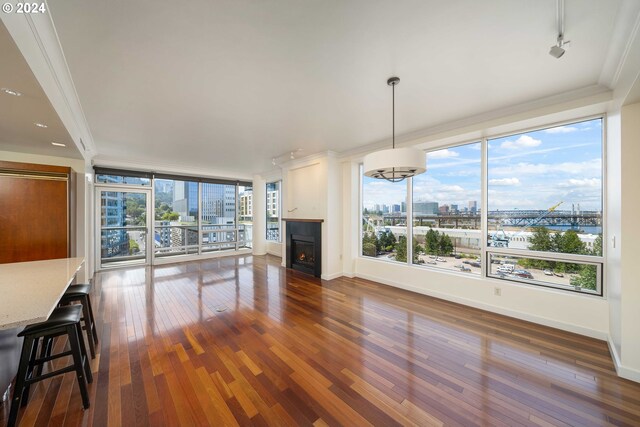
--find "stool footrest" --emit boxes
[25,365,75,384]
[34,350,73,364]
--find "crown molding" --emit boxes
[599,0,640,90]
[1,11,96,159]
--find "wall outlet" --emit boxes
[494,287,502,296]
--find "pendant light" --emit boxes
[363,77,426,182]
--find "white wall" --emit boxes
[618,102,640,380]
[0,151,91,282]
[252,174,267,256]
[607,111,623,359]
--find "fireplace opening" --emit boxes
[292,240,315,268]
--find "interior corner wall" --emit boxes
[619,102,640,379]
[342,161,359,277]
[324,156,343,279]
[606,111,622,359]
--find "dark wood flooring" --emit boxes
[2,254,640,426]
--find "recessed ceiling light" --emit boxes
[34,122,48,128]
[51,142,66,147]
[1,88,22,96]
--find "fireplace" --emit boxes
[284,219,322,277]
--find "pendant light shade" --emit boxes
[363,77,426,182]
[363,147,427,182]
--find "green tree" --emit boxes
[396,235,408,262]
[162,211,180,221]
[571,265,597,291]
[129,239,140,255]
[362,232,379,257]
[425,228,439,254]
[438,233,454,255]
[591,234,603,256]
[378,230,396,252]
[556,230,586,255]
[529,227,553,252]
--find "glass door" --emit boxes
[96,187,151,268]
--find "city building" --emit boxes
[1,2,640,424]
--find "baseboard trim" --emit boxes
[355,272,608,341]
[321,272,343,280]
[608,336,640,383]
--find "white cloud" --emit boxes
[543,126,578,134]
[440,184,465,192]
[500,135,542,149]
[427,149,459,159]
[557,178,601,188]
[489,178,520,186]
[489,158,601,176]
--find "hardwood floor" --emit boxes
[2,254,640,426]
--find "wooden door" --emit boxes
[0,161,70,263]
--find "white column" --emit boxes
[252,174,267,256]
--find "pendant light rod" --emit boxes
[362,76,426,182]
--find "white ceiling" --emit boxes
[45,0,635,175]
[0,21,80,160]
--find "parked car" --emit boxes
[497,264,514,274]
[454,254,462,259]
[463,260,471,265]
[470,262,481,268]
[514,269,534,279]
[436,257,446,262]
[543,269,553,276]
[554,272,564,277]
[426,260,437,265]
[460,266,471,272]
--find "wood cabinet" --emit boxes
[0,160,72,264]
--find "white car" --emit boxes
[543,269,553,276]
[436,257,446,262]
[497,265,514,274]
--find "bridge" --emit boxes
[375,210,601,228]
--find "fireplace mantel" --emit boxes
[283,218,324,223]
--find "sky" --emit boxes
[362,118,603,212]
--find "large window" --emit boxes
[266,181,281,242]
[360,117,604,295]
[154,179,199,256]
[412,142,481,274]
[361,170,407,264]
[487,118,603,293]
[238,185,253,248]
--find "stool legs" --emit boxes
[7,337,36,427]
[79,299,96,358]
[67,324,91,409]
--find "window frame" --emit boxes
[265,180,282,243]
[359,114,606,297]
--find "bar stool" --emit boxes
[59,284,98,359]
[7,305,92,427]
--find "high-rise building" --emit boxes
[239,188,253,222]
[392,204,401,213]
[173,181,199,221]
[451,204,458,213]
[202,183,236,224]
[413,201,439,215]
[469,200,478,214]
[401,202,406,213]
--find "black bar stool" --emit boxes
[59,284,98,358]
[7,305,92,427]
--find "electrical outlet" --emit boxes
[494,287,501,296]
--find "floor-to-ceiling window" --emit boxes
[266,181,281,242]
[361,168,408,264]
[154,178,199,257]
[360,116,605,295]
[94,168,253,268]
[412,142,481,273]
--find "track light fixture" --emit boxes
[549,0,569,58]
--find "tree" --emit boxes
[529,227,553,252]
[362,232,379,257]
[378,230,396,252]
[425,228,439,254]
[129,239,140,255]
[591,234,603,256]
[162,211,180,221]
[571,265,597,291]
[556,230,586,255]
[438,233,454,255]
[396,235,408,262]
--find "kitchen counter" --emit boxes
[0,257,84,330]
[0,257,84,400]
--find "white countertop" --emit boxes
[0,257,84,330]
